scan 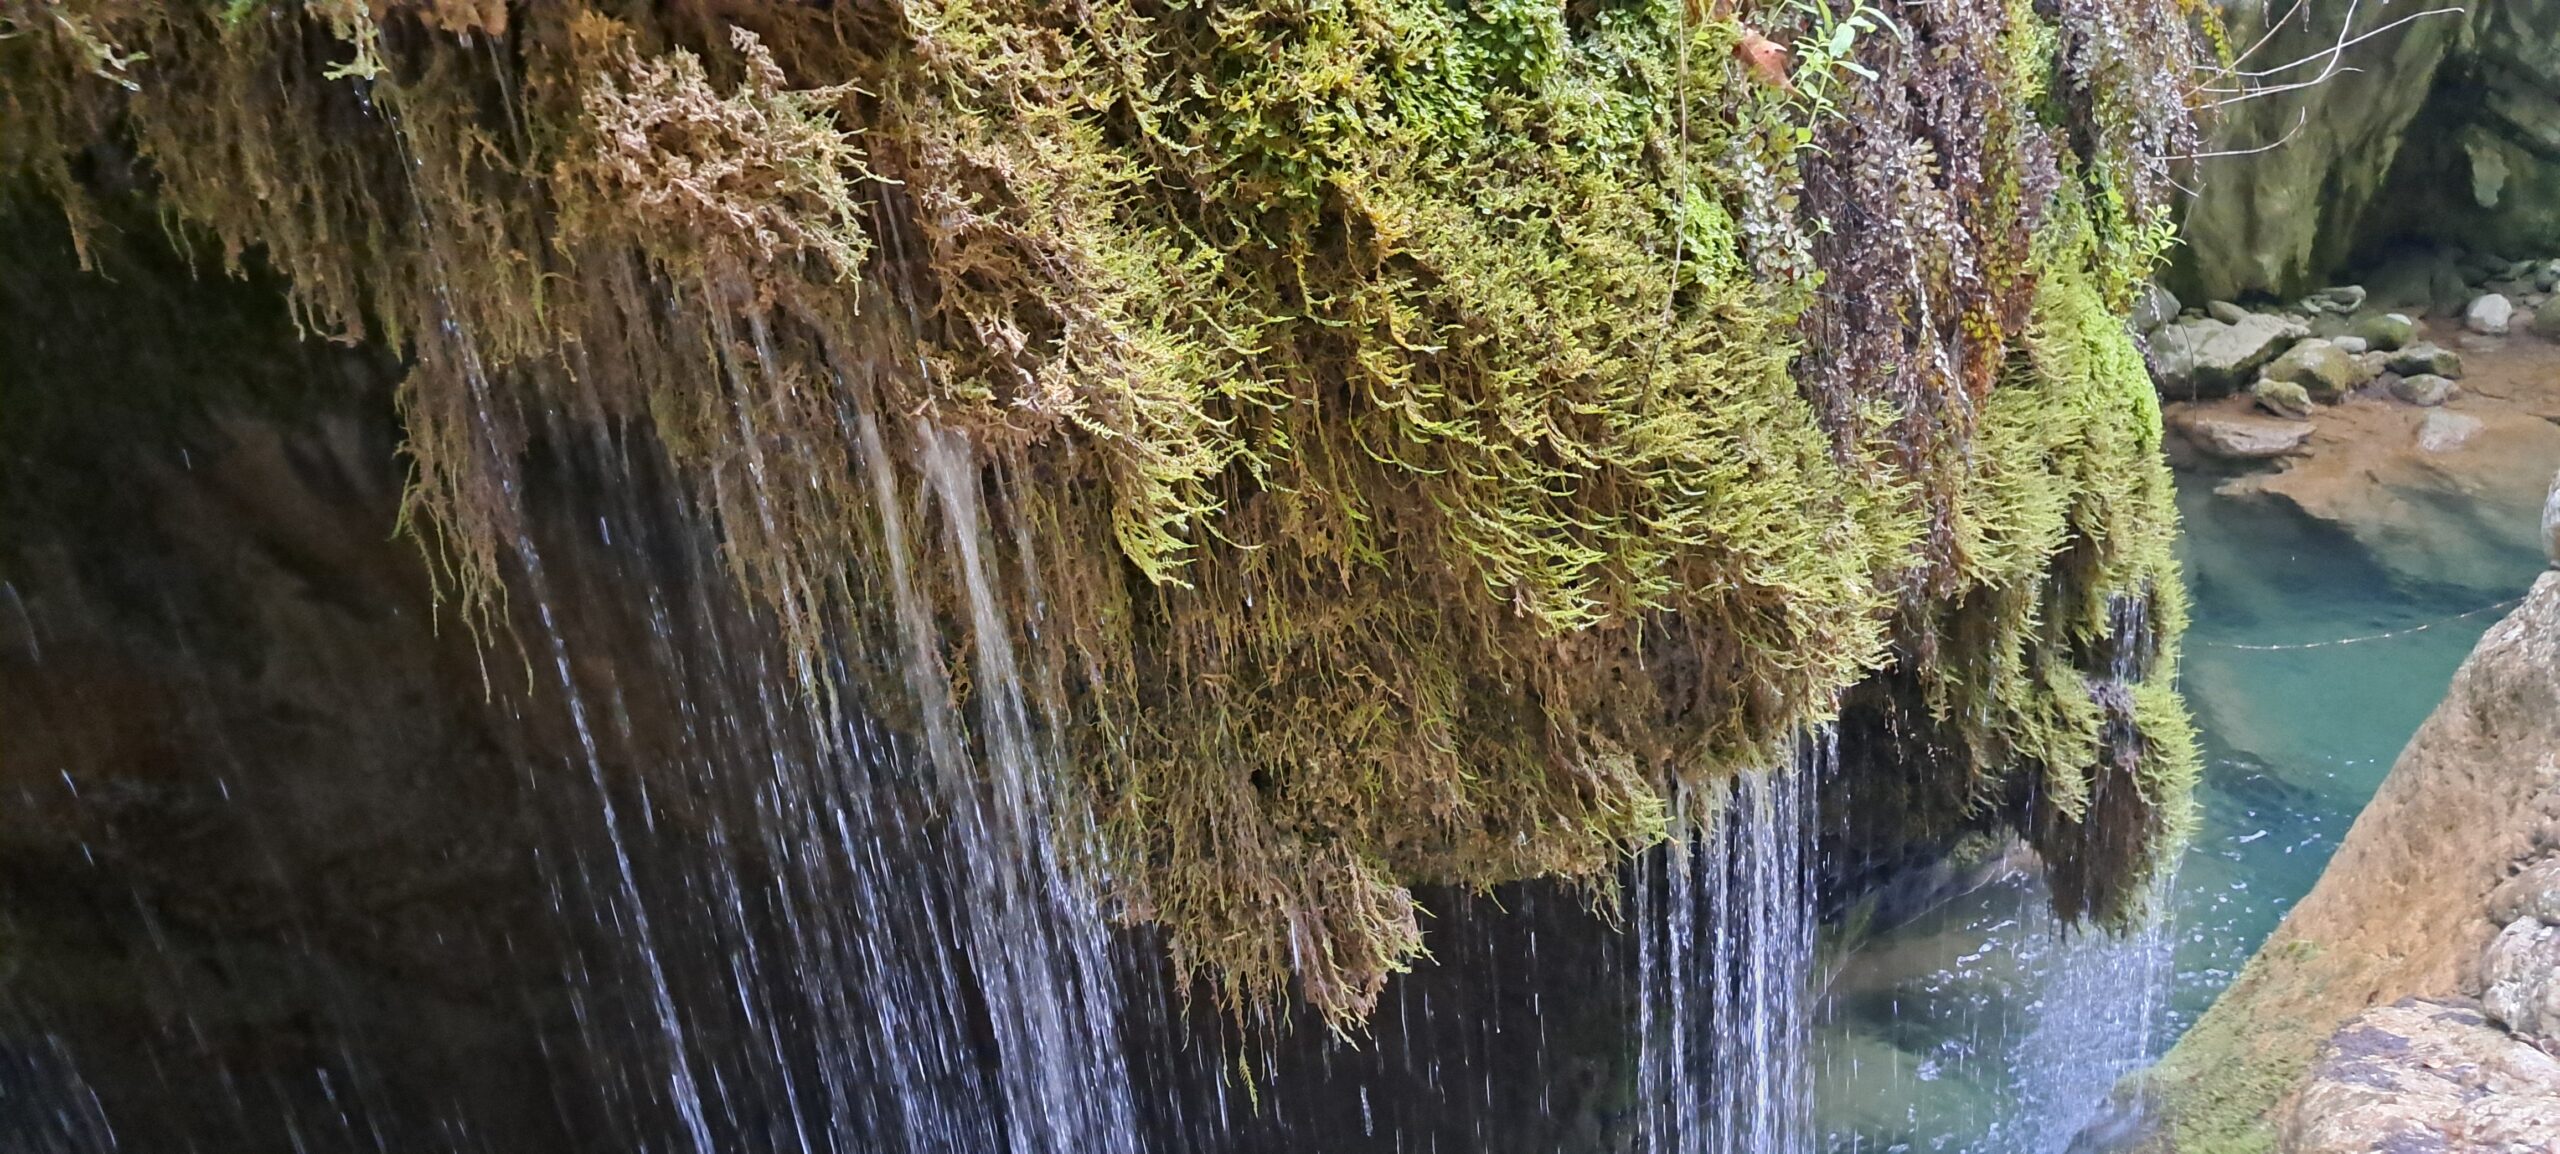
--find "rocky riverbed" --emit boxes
[2151,262,2560,593]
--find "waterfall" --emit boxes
[1999,894,2171,1153]
[1637,732,1834,1154]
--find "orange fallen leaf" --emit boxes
[1736,29,1794,90]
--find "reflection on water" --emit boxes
[1812,463,2548,1153]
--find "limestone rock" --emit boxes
[2254,378,2316,419]
[2331,335,2369,355]
[2263,338,2368,400]
[2140,574,2560,1152]
[2132,283,2180,334]
[2544,470,2560,567]
[2468,293,2517,334]
[2352,312,2416,351]
[2281,999,2560,1154]
[2481,919,2560,1054]
[2172,411,2314,460]
[2387,342,2464,378]
[2488,858,2560,926]
[2417,410,2485,453]
[2208,300,2251,324]
[2151,314,2310,399]
[2390,374,2459,407]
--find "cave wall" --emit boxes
[2176,0,2560,301]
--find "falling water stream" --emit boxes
[1637,736,1831,1154]
[8,190,2552,1152]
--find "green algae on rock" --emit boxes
[0,0,2203,1026]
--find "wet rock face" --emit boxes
[2281,998,2560,1154]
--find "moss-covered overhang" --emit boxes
[0,0,2200,1027]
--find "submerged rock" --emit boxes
[2281,998,2560,1154]
[2152,314,2309,399]
[2417,410,2485,453]
[2171,412,2314,459]
[2390,374,2459,407]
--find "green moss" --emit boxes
[0,0,2208,1026]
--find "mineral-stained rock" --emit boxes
[2263,338,2368,400]
[2386,342,2464,378]
[2152,314,2309,399]
[2253,378,2316,419]
[2171,411,2315,459]
[2390,373,2459,407]
[2468,293,2517,334]
[2480,919,2560,1055]
[2352,312,2417,351]
[2281,998,2560,1154]
[2417,410,2485,453]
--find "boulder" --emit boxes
[2330,335,2369,354]
[2545,470,2559,567]
[2151,314,2310,399]
[2390,374,2459,407]
[2171,411,2315,460]
[2488,858,2560,925]
[2262,338,2368,400]
[2352,312,2416,351]
[2467,293,2516,334]
[2417,410,2485,453]
[2480,919,2560,1055]
[2253,378,2315,419]
[2144,575,2560,1152]
[2538,261,2560,293]
[2308,285,2367,313]
[2131,283,2180,334]
[2281,999,2560,1154]
[2386,342,2464,378]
